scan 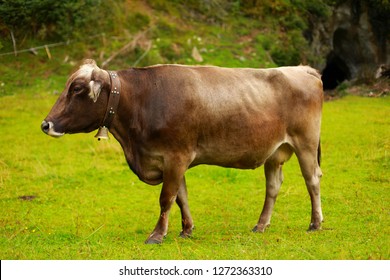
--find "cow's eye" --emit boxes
[73,86,83,94]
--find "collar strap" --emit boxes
[95,71,121,140]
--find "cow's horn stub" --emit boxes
[83,59,97,66]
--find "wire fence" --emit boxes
[0,41,71,57]
[0,32,107,57]
[0,30,152,67]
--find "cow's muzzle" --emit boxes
[41,120,64,138]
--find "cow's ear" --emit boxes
[90,66,109,102]
[89,80,101,102]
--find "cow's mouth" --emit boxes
[41,121,65,138]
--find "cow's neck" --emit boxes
[106,73,138,169]
[95,70,121,140]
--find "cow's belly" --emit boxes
[127,110,286,182]
[193,115,286,169]
[193,144,278,169]
[192,157,266,170]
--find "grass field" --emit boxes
[0,83,389,259]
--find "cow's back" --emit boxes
[143,64,322,120]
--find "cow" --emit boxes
[41,59,324,244]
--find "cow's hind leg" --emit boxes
[253,144,293,232]
[295,143,323,231]
[176,177,194,238]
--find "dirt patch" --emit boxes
[18,195,37,201]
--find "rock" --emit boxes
[192,46,203,62]
[376,64,390,79]
[308,0,390,89]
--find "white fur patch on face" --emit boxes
[77,64,95,79]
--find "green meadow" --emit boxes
[0,85,389,259]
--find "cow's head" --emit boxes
[41,59,110,137]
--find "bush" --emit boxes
[0,0,104,40]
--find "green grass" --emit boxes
[0,84,389,259]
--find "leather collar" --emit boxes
[95,71,121,140]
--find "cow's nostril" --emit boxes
[40,120,64,137]
[41,121,50,133]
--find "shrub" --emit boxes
[0,0,104,40]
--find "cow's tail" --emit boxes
[317,139,321,167]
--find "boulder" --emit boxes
[308,0,390,89]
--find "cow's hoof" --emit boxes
[252,224,269,233]
[179,225,194,239]
[145,237,163,244]
[179,230,192,239]
[307,222,321,232]
[145,233,165,244]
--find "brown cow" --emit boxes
[42,59,324,244]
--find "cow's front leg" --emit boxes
[176,177,194,238]
[145,164,186,244]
